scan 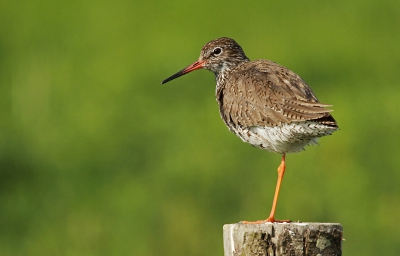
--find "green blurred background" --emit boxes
[1,0,399,255]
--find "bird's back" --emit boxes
[216,59,338,154]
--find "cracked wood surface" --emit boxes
[223,222,343,256]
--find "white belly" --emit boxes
[231,122,336,154]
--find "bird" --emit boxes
[161,37,338,223]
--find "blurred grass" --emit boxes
[1,0,400,255]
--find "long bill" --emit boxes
[161,60,205,84]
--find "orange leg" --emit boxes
[242,154,291,224]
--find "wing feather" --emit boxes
[219,60,336,128]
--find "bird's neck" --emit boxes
[215,59,249,87]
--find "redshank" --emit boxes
[161,37,338,223]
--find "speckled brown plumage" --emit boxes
[219,59,335,127]
[161,37,338,223]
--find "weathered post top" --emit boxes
[223,222,343,256]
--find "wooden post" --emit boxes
[223,222,342,256]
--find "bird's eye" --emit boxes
[213,47,222,55]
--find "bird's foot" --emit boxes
[241,217,291,224]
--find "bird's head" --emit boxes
[161,37,249,84]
